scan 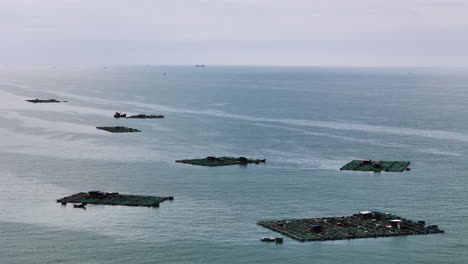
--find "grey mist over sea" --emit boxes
[1,66,468,263]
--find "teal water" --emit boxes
[0,66,467,263]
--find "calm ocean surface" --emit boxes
[1,66,467,263]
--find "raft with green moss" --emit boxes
[175,156,266,167]
[96,126,141,133]
[340,160,411,172]
[258,211,443,242]
[57,191,173,207]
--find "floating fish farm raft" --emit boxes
[96,126,141,133]
[57,191,173,207]
[257,211,443,242]
[25,99,61,103]
[175,156,266,167]
[340,160,411,172]
[127,114,164,119]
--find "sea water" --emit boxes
[0,66,467,263]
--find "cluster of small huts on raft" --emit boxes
[27,97,443,243]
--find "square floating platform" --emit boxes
[175,156,266,167]
[258,212,443,242]
[96,126,141,133]
[340,160,410,172]
[57,192,173,207]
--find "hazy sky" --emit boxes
[1,0,468,66]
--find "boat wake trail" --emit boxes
[4,80,468,144]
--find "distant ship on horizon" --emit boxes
[195,65,205,67]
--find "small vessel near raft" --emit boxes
[261,237,283,243]
[114,112,127,118]
[73,202,87,209]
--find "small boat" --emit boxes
[114,112,127,118]
[261,237,283,243]
[73,202,87,209]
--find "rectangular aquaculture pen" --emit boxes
[57,192,173,207]
[258,212,443,242]
[175,156,266,167]
[96,126,141,133]
[340,160,411,172]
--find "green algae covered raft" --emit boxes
[175,156,266,167]
[340,160,410,172]
[57,191,173,207]
[96,126,141,133]
[258,211,443,242]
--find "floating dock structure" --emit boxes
[257,211,443,242]
[26,99,61,103]
[175,156,266,167]
[340,160,410,172]
[57,191,173,207]
[96,126,141,133]
[127,114,164,119]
